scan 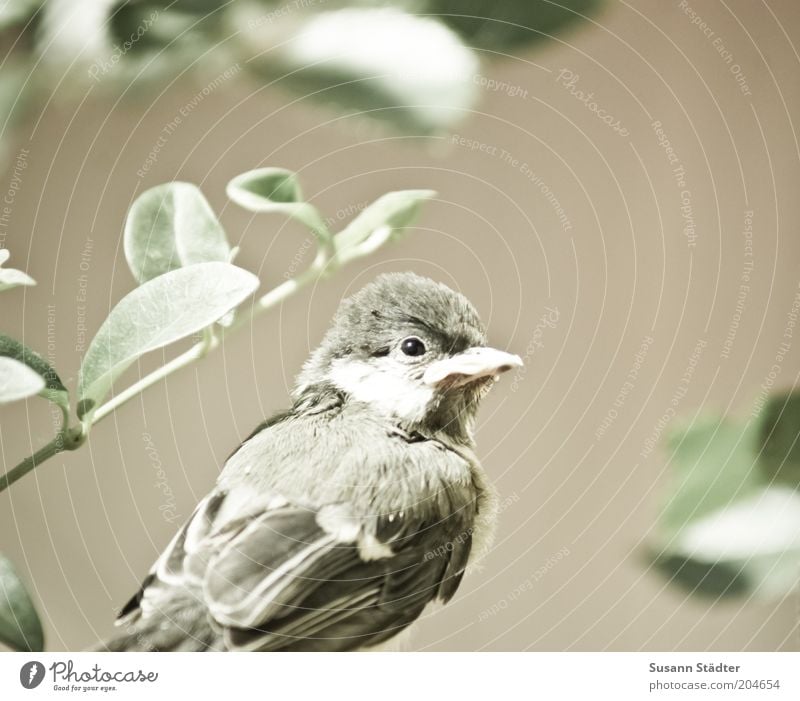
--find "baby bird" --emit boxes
[104,272,521,651]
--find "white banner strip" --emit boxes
[0,652,797,700]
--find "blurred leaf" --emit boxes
[37,0,119,71]
[0,249,36,292]
[236,6,479,133]
[424,0,602,53]
[4,0,604,158]
[77,262,259,418]
[0,0,41,29]
[226,168,329,239]
[335,189,436,260]
[659,417,763,539]
[0,335,69,410]
[0,357,44,404]
[758,390,800,487]
[671,486,800,600]
[124,183,232,284]
[0,61,32,166]
[651,552,750,599]
[0,554,44,652]
[109,2,182,51]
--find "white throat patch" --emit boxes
[329,359,435,423]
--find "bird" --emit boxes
[102,272,522,651]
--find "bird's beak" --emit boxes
[423,347,523,388]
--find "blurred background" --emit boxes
[1,0,800,651]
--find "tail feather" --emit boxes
[97,599,219,652]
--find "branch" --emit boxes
[0,427,85,492]
[0,251,339,492]
[91,333,218,424]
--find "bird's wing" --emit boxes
[119,483,473,651]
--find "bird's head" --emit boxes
[294,272,521,441]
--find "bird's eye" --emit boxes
[400,337,426,357]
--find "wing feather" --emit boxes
[116,446,476,651]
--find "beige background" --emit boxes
[2,0,800,651]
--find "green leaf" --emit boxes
[124,182,232,284]
[0,335,69,410]
[659,417,763,540]
[0,249,36,292]
[650,551,750,599]
[0,357,44,404]
[670,486,800,600]
[236,6,479,134]
[653,411,800,601]
[0,554,44,652]
[77,262,259,418]
[0,60,31,166]
[425,0,603,53]
[335,189,436,261]
[226,168,330,240]
[758,390,800,487]
[0,0,41,30]
[0,268,35,292]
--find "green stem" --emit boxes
[225,254,332,334]
[90,333,219,424]
[0,426,85,492]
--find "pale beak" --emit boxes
[423,347,523,388]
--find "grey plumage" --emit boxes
[102,273,520,652]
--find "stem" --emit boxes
[226,254,331,334]
[0,249,340,493]
[90,333,218,424]
[0,426,85,492]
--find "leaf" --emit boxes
[758,390,800,487]
[0,554,44,652]
[0,358,45,404]
[0,60,31,165]
[236,6,479,133]
[335,189,436,260]
[653,405,800,601]
[424,0,603,53]
[650,552,750,599]
[0,0,41,30]
[0,268,35,293]
[77,262,259,418]
[671,486,800,600]
[109,1,179,52]
[0,249,36,292]
[658,417,763,539]
[0,335,68,410]
[226,168,330,240]
[124,182,232,284]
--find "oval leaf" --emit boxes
[427,0,602,53]
[228,168,303,206]
[0,249,36,292]
[0,336,67,409]
[0,554,44,652]
[335,189,436,258]
[0,357,45,404]
[238,7,478,133]
[124,182,231,284]
[758,390,800,487]
[650,551,750,599]
[658,418,763,539]
[670,487,800,600]
[226,168,329,239]
[78,262,259,416]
